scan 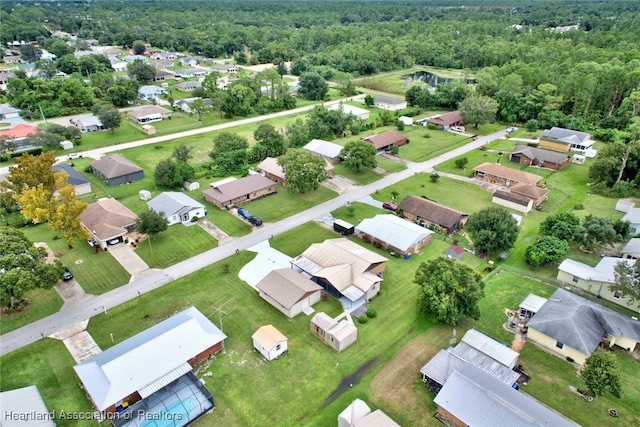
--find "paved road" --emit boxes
[0,127,509,356]
[0,96,365,175]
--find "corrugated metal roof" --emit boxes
[434,364,577,427]
[353,409,401,427]
[355,214,433,253]
[621,238,640,255]
[138,362,192,398]
[0,386,56,427]
[460,329,519,369]
[303,139,343,159]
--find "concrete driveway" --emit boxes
[107,243,151,280]
[322,175,358,194]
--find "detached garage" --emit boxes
[492,190,533,214]
[255,268,323,318]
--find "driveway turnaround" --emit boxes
[0,127,511,356]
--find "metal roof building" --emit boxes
[0,386,56,427]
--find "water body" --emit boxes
[403,71,475,87]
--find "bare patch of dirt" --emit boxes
[1,298,32,317]
[321,357,379,408]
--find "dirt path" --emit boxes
[321,357,379,407]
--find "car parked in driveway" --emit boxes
[248,216,263,226]
[62,268,73,281]
[237,208,252,219]
[382,202,398,211]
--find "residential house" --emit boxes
[362,130,408,151]
[74,307,224,420]
[80,198,138,249]
[147,192,206,226]
[202,175,277,208]
[0,69,16,90]
[539,127,593,152]
[492,190,533,214]
[71,115,104,132]
[355,214,433,256]
[111,61,127,72]
[252,325,288,361]
[209,64,238,74]
[310,312,357,352]
[0,103,20,120]
[553,24,580,33]
[473,163,549,205]
[329,103,370,120]
[0,386,56,427]
[615,198,635,213]
[179,56,203,67]
[255,268,323,318]
[434,364,577,427]
[176,80,202,91]
[518,293,548,320]
[53,164,92,196]
[426,111,464,130]
[420,329,520,393]
[557,257,639,311]
[257,157,286,184]
[372,95,407,111]
[174,68,209,78]
[509,145,570,170]
[122,54,147,63]
[174,98,212,114]
[153,69,173,82]
[526,288,640,365]
[398,195,468,234]
[621,238,640,259]
[2,55,23,64]
[0,124,40,152]
[337,399,400,427]
[303,139,343,164]
[128,105,172,124]
[622,208,640,235]
[90,154,144,186]
[151,52,178,61]
[73,50,94,59]
[291,238,388,304]
[137,85,167,101]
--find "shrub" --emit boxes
[190,216,199,222]
[427,124,437,130]
[361,234,371,243]
[357,315,369,324]
[574,203,584,210]
[221,263,230,274]
[366,308,377,318]
[84,165,93,173]
[423,133,431,138]
[388,145,399,155]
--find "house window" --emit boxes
[555,341,564,350]
[572,276,579,283]
[276,344,281,351]
[613,291,621,299]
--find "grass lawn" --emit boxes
[134,222,218,269]
[354,66,476,95]
[333,164,383,185]
[398,127,471,162]
[375,155,407,173]
[332,202,387,226]
[19,223,130,295]
[0,288,63,334]
[244,185,337,223]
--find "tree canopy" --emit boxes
[209,132,249,176]
[582,350,622,398]
[278,150,328,194]
[467,207,519,255]
[610,261,640,306]
[525,236,569,270]
[340,141,377,172]
[458,94,499,129]
[414,256,484,326]
[297,72,329,101]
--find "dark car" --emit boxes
[382,202,398,211]
[248,216,263,226]
[237,208,252,219]
[62,269,73,281]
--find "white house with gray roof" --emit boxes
[137,85,167,101]
[557,257,638,310]
[434,364,577,427]
[526,288,640,365]
[255,268,323,318]
[372,95,407,111]
[539,127,593,152]
[147,192,206,226]
[622,207,640,236]
[355,214,433,256]
[622,238,640,259]
[303,139,343,163]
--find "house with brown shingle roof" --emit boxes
[202,175,277,208]
[509,145,569,171]
[256,268,323,318]
[257,157,286,184]
[473,163,548,205]
[426,111,464,130]
[398,195,468,234]
[80,198,137,249]
[362,130,408,151]
[90,154,144,186]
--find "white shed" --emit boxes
[572,154,586,165]
[398,116,414,126]
[252,325,288,361]
[184,181,200,191]
[59,140,74,150]
[139,190,152,201]
[615,198,635,213]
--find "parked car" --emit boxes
[248,216,263,226]
[237,208,252,219]
[382,202,398,211]
[62,268,73,281]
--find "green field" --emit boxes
[354,66,476,95]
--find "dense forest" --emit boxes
[1,0,640,193]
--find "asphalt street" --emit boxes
[0,127,509,356]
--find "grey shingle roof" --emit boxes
[511,145,569,164]
[90,154,143,179]
[256,268,322,309]
[398,195,468,230]
[541,127,590,144]
[53,164,90,186]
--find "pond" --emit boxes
[402,71,475,87]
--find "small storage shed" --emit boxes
[252,325,288,361]
[446,245,464,260]
[310,312,357,352]
[142,124,156,135]
[184,181,200,191]
[615,198,635,213]
[572,154,586,165]
[139,190,152,201]
[60,140,74,150]
[333,219,355,235]
[398,116,414,126]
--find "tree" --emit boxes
[455,157,469,169]
[459,94,499,130]
[132,40,146,55]
[1,152,57,210]
[285,118,309,148]
[20,44,41,62]
[307,106,354,139]
[297,72,329,101]
[524,119,539,134]
[582,350,622,398]
[276,62,288,77]
[250,124,286,162]
[0,227,64,309]
[525,236,569,269]
[467,207,519,255]
[154,159,194,189]
[396,120,405,131]
[364,94,374,107]
[582,215,617,245]
[93,105,122,133]
[209,132,249,175]
[610,261,640,305]
[136,209,168,252]
[127,60,156,84]
[429,172,440,183]
[188,98,212,121]
[414,257,484,325]
[340,141,376,172]
[278,150,328,194]
[47,173,90,247]
[172,144,193,163]
[539,212,583,242]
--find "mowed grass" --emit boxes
[244,185,337,223]
[0,288,63,334]
[19,223,130,296]
[134,223,218,269]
